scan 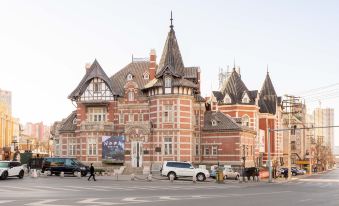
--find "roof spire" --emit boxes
[170,11,174,29]
[233,57,236,71]
[267,64,269,74]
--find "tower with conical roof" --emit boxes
[258,71,283,166]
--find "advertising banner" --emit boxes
[102,136,125,163]
[259,129,265,153]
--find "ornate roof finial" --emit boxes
[233,57,236,70]
[170,11,174,29]
[267,64,269,74]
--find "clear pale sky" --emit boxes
[1,0,338,145]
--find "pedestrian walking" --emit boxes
[88,163,96,181]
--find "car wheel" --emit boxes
[168,172,176,180]
[196,173,206,182]
[1,171,8,180]
[18,170,24,179]
[235,175,239,180]
[223,175,227,180]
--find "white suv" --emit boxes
[0,161,25,180]
[160,161,210,181]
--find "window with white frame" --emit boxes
[224,94,231,104]
[143,72,149,80]
[242,93,250,103]
[242,115,249,127]
[164,137,173,155]
[128,114,133,122]
[69,138,77,156]
[119,113,124,124]
[127,74,133,81]
[163,105,173,123]
[212,146,218,156]
[87,107,107,122]
[165,77,171,88]
[87,137,97,156]
[211,120,217,126]
[128,91,134,101]
[204,146,210,155]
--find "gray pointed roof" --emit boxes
[68,59,116,101]
[260,73,277,97]
[259,73,278,114]
[59,111,77,133]
[219,69,255,104]
[156,27,184,78]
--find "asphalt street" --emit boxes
[0,168,338,206]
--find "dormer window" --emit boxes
[72,118,77,124]
[242,93,250,103]
[165,77,171,88]
[164,77,171,94]
[224,94,231,104]
[143,72,149,80]
[128,91,134,101]
[211,120,217,126]
[127,74,133,81]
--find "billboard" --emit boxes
[259,130,265,153]
[102,136,125,163]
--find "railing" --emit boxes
[80,122,114,131]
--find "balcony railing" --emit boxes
[80,122,114,131]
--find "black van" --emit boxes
[41,157,89,177]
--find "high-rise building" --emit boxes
[314,108,334,151]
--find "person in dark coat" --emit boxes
[88,163,96,181]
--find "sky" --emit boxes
[0,0,339,145]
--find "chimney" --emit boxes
[149,49,156,80]
[85,63,92,72]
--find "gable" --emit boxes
[80,77,114,101]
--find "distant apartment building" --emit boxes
[23,122,49,142]
[313,108,334,151]
[0,89,20,160]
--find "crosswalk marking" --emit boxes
[24,199,72,206]
[0,200,15,204]
[33,186,80,191]
[65,186,109,191]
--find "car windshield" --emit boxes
[72,159,81,165]
[0,162,9,168]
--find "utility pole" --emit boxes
[268,128,272,183]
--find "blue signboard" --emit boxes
[102,136,125,162]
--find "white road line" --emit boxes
[1,186,44,192]
[77,198,122,205]
[25,199,72,206]
[159,196,180,200]
[0,200,15,204]
[122,197,151,203]
[33,186,80,192]
[299,199,312,202]
[299,179,339,183]
[65,186,109,191]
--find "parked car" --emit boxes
[280,168,298,176]
[292,167,306,175]
[0,161,25,180]
[210,166,240,180]
[41,157,89,176]
[160,161,210,181]
[243,167,259,180]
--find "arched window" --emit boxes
[143,72,149,80]
[211,120,217,126]
[165,77,171,88]
[128,91,134,101]
[242,115,249,127]
[127,74,133,81]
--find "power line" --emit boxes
[296,83,339,95]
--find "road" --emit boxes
[0,168,338,206]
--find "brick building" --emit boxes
[55,16,283,170]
